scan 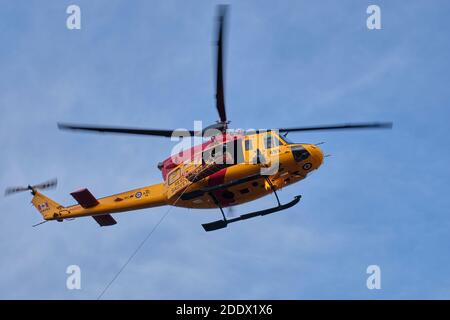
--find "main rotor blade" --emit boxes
[58,123,195,137]
[215,5,228,123]
[277,122,393,133]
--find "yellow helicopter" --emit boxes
[5,6,392,231]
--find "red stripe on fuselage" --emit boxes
[208,168,234,207]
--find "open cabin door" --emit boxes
[166,138,244,199]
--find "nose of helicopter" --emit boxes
[305,144,324,169]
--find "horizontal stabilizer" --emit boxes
[93,214,117,227]
[71,188,99,208]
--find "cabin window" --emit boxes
[245,139,252,151]
[264,133,281,149]
[202,139,244,165]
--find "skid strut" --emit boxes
[202,178,301,232]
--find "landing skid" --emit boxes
[202,195,302,232]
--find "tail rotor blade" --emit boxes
[33,178,58,190]
[4,186,30,196]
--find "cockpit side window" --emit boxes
[291,145,310,162]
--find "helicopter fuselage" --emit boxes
[163,131,324,209]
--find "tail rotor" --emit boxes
[4,178,57,196]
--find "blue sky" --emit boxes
[1,0,450,299]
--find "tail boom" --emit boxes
[32,183,168,221]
